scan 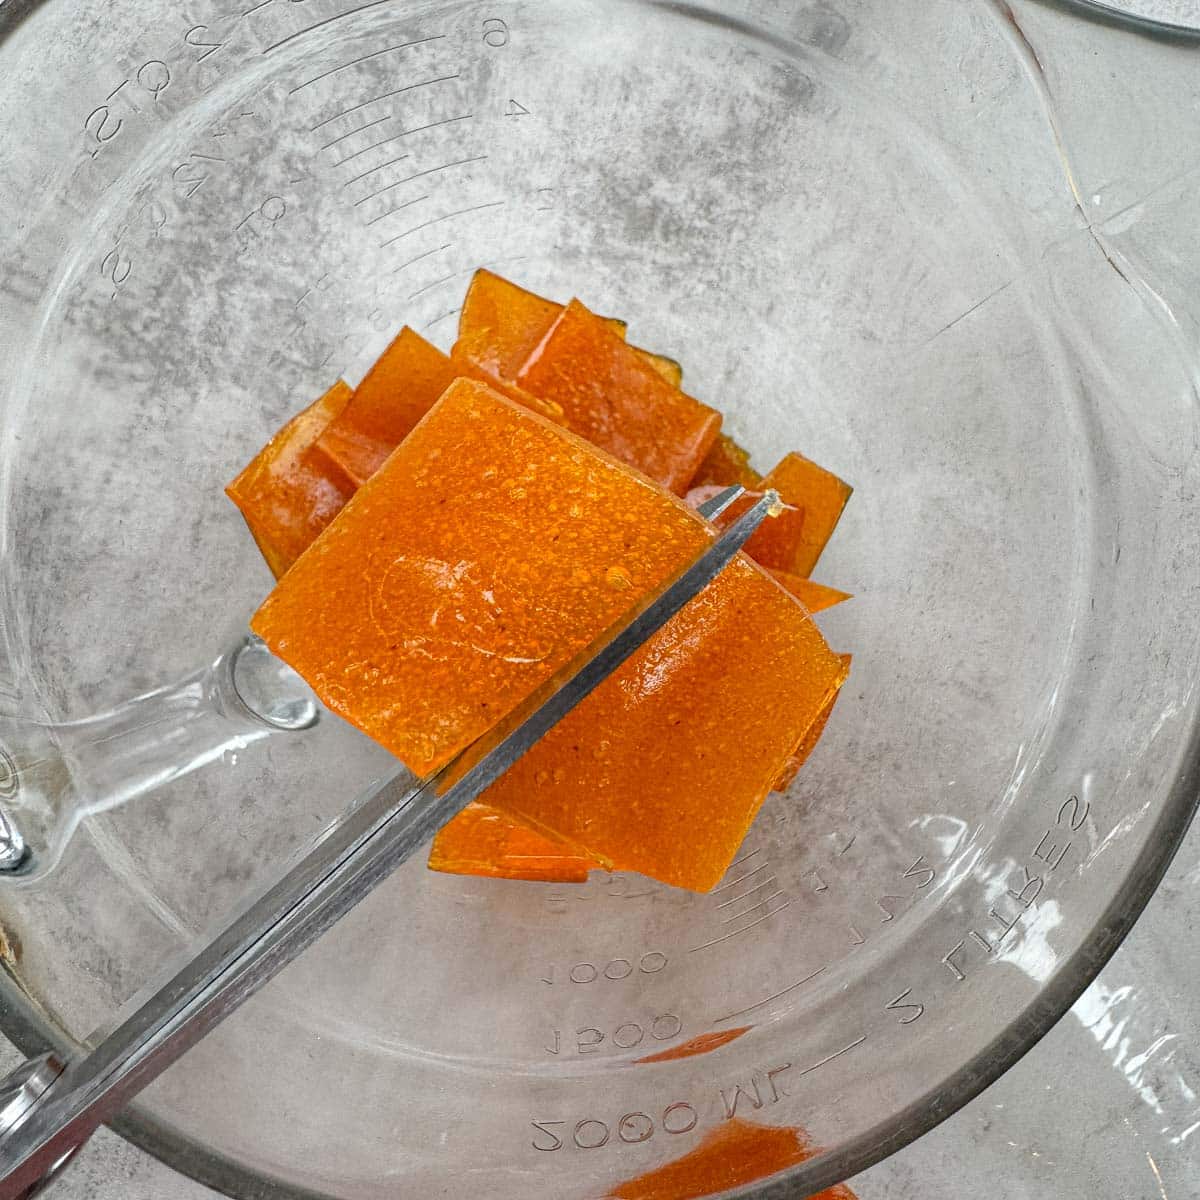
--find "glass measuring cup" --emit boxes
[0,0,1197,1196]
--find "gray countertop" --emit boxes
[16,808,1197,1200]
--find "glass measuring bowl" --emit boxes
[0,0,1198,1195]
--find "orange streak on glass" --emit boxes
[633,1026,751,1064]
[607,1117,858,1200]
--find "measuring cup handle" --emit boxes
[0,634,319,880]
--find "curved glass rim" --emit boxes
[0,0,1197,1195]
[1041,0,1200,39]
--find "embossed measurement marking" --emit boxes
[342,153,410,187]
[320,113,393,152]
[720,882,787,924]
[689,900,791,953]
[690,845,793,953]
[532,1102,699,1152]
[392,243,452,274]
[531,1034,869,1153]
[369,193,429,230]
[309,73,461,132]
[423,308,461,331]
[406,270,459,301]
[939,793,1090,983]
[331,114,474,167]
[719,1036,868,1116]
[714,966,828,1024]
[83,60,174,160]
[378,198,505,243]
[541,872,659,910]
[288,34,446,94]
[351,154,488,206]
[541,952,668,986]
[333,126,401,164]
[715,874,777,911]
[727,847,762,870]
[710,849,768,894]
[260,0,399,55]
[801,829,939,949]
[404,254,528,303]
[797,1034,867,1075]
[545,1013,682,1057]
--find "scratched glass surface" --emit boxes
[0,0,1197,1198]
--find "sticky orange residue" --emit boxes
[453,268,681,392]
[479,555,849,892]
[225,380,355,579]
[314,327,459,486]
[771,653,850,792]
[634,1026,751,1064]
[770,573,851,614]
[640,350,684,388]
[230,270,857,890]
[762,451,853,577]
[251,378,717,779]
[434,575,849,885]
[690,433,761,489]
[453,268,564,384]
[251,378,847,891]
[517,299,721,495]
[606,1117,858,1200]
[428,801,594,883]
